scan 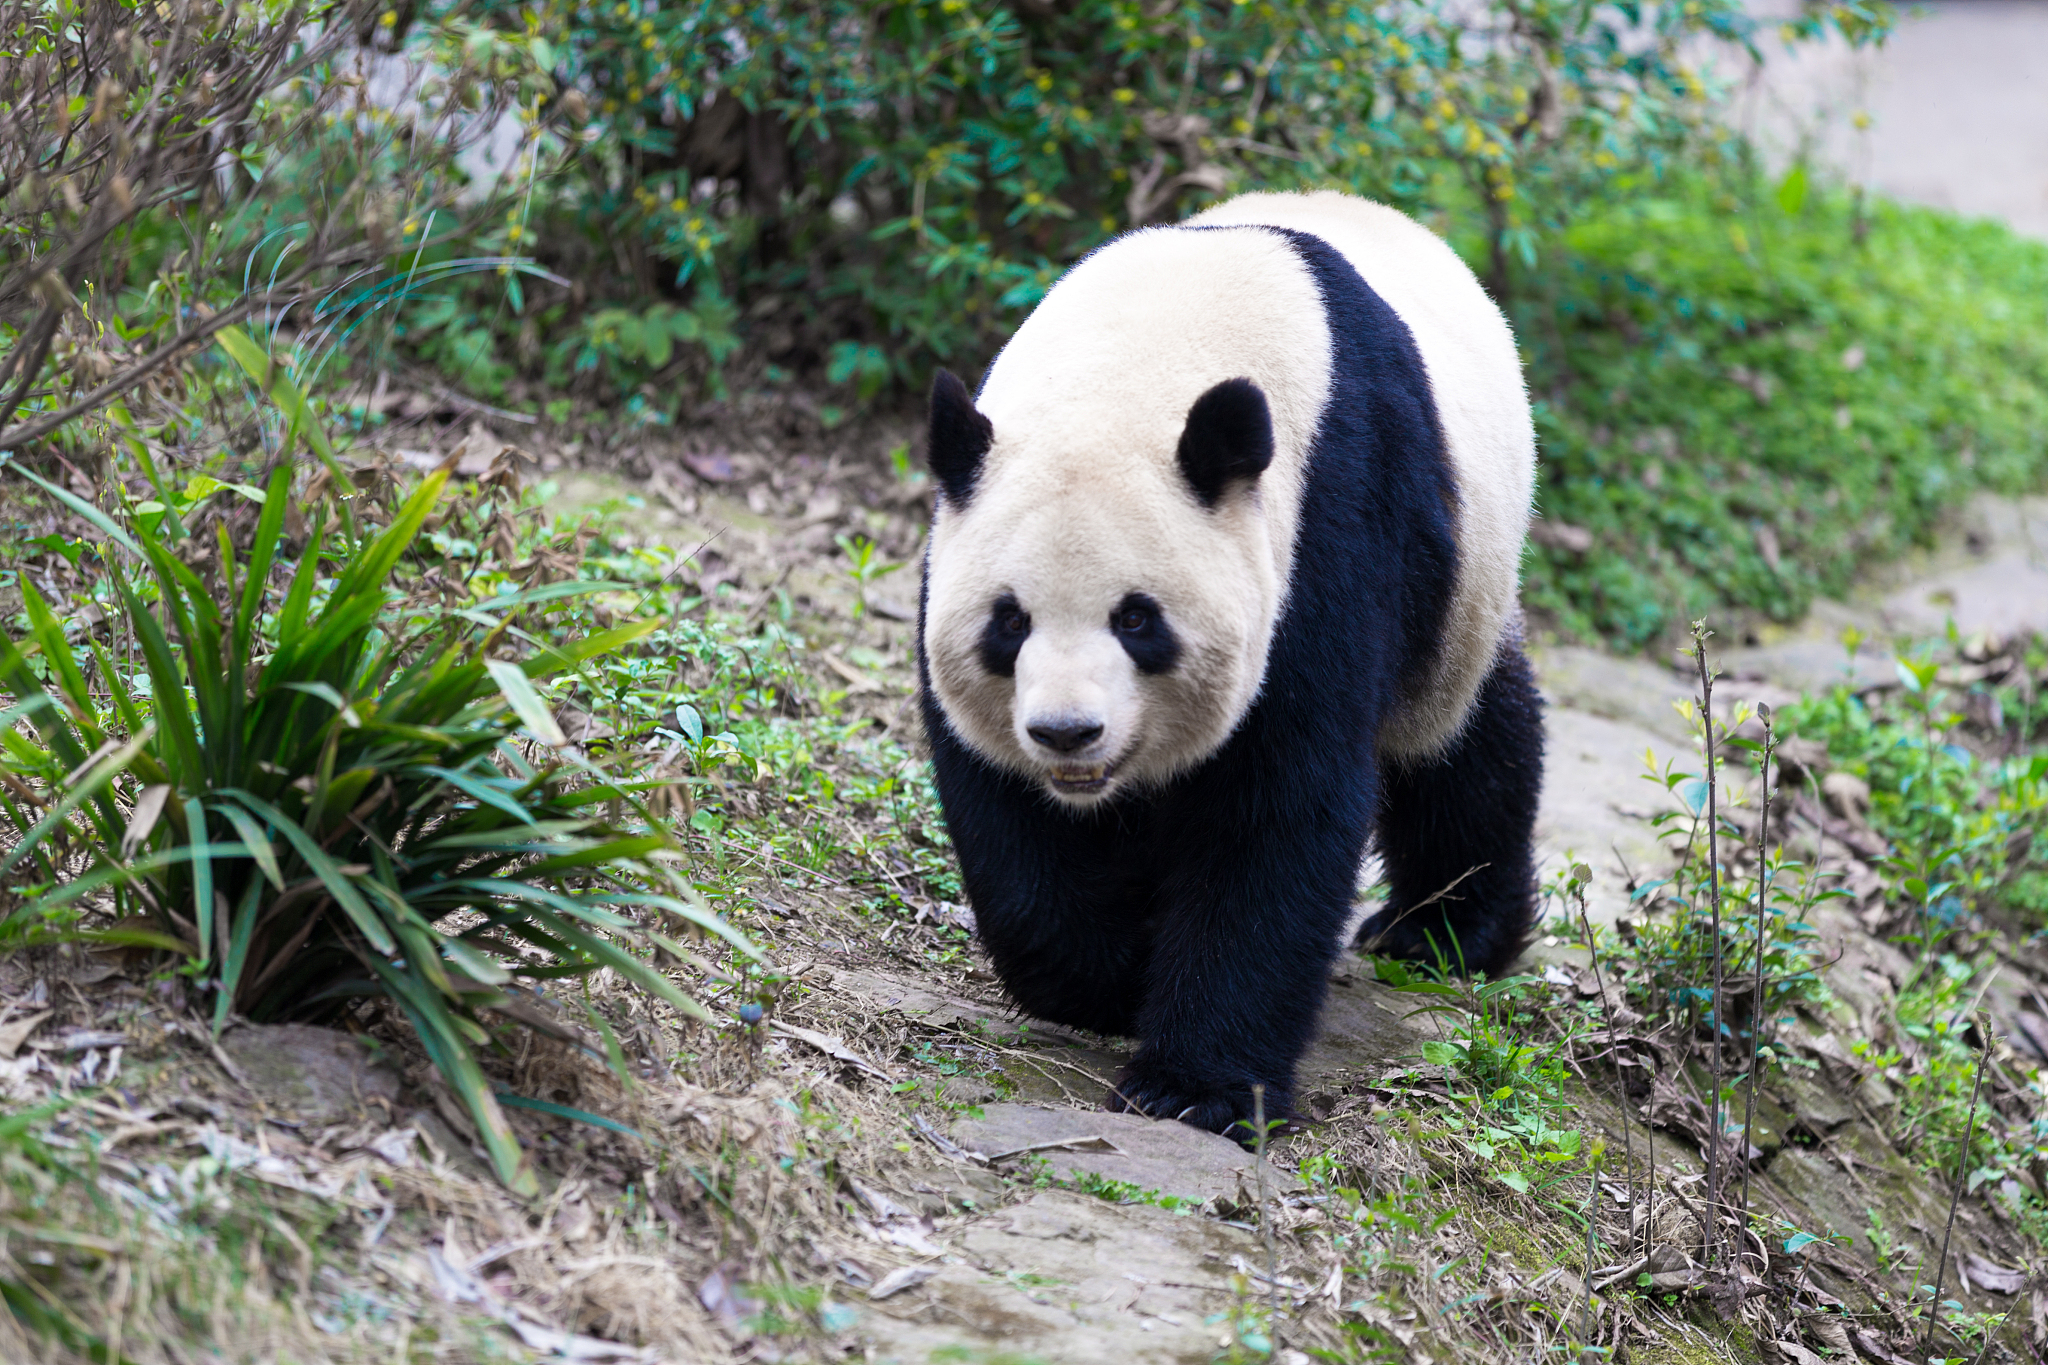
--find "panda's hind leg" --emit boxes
[1358,641,1544,977]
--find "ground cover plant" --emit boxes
[1522,177,2048,646]
[0,394,760,1194]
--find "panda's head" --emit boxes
[920,367,1287,808]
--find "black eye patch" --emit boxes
[979,594,1030,677]
[1110,593,1180,675]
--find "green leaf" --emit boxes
[0,726,153,882]
[215,325,357,540]
[3,463,143,557]
[19,582,98,720]
[484,659,567,745]
[525,833,667,876]
[1420,1040,1466,1067]
[215,877,264,1032]
[367,955,537,1196]
[522,618,662,678]
[1775,164,1808,216]
[211,800,285,891]
[10,841,256,918]
[186,797,214,967]
[221,791,397,956]
[414,764,541,826]
[1496,1169,1532,1194]
[238,467,292,655]
[493,1091,646,1142]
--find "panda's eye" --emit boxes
[1115,607,1149,633]
[1001,610,1028,635]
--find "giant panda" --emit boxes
[916,190,1543,1137]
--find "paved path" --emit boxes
[1736,0,2048,239]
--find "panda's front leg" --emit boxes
[924,697,1156,1036]
[1107,761,1372,1139]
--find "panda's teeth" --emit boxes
[1047,760,1117,794]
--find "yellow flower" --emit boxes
[1113,88,1135,104]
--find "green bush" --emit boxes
[402,0,1871,404]
[0,352,753,1193]
[1523,174,2048,644]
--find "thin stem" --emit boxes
[1967,1283,2030,1365]
[1926,1022,1991,1352]
[1581,1151,1600,1344]
[1739,710,1777,1231]
[1691,621,1728,1263]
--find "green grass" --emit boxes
[1522,172,2048,647]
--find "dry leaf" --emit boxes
[823,656,883,694]
[867,1264,938,1300]
[121,783,171,859]
[984,1134,1127,1162]
[680,450,735,482]
[0,1010,52,1059]
[1963,1253,2027,1296]
[768,1021,897,1081]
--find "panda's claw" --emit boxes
[1106,1060,1289,1147]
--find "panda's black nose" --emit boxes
[1028,721,1103,753]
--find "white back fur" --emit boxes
[922,192,1533,804]
[1190,191,1535,756]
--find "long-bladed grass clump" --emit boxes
[0,455,754,1194]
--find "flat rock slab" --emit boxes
[817,968,1129,1109]
[1531,706,1685,925]
[1881,557,2048,642]
[951,1104,1298,1205]
[857,1190,1257,1365]
[1297,967,1434,1082]
[219,1022,402,1125]
[1531,644,1701,745]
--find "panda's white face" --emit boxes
[919,224,1336,805]
[924,461,1278,806]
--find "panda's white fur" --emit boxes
[922,190,1533,804]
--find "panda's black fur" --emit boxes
[919,222,1544,1138]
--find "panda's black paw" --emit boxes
[1106,1062,1292,1146]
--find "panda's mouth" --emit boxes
[1046,759,1121,795]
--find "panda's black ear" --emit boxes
[1177,377,1274,509]
[927,369,993,506]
